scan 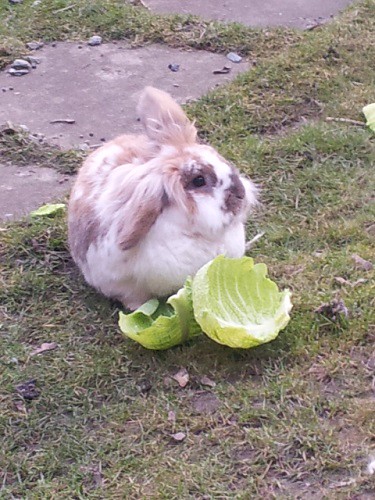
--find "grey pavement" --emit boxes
[0,43,249,150]
[145,0,354,29]
[0,0,355,221]
[0,43,249,221]
[0,163,72,221]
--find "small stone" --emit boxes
[9,0,23,4]
[11,59,32,70]
[26,41,44,50]
[0,122,18,135]
[88,35,102,46]
[213,66,231,75]
[168,63,180,72]
[226,52,242,63]
[8,68,29,77]
[171,432,186,442]
[25,56,40,68]
[51,43,57,48]
[2,88,6,92]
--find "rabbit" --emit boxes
[68,87,258,310]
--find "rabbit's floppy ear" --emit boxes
[137,87,197,147]
[117,166,168,251]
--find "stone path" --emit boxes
[0,43,249,221]
[0,0,354,222]
[145,0,354,29]
[0,163,72,221]
[0,43,249,150]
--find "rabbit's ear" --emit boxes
[137,87,197,147]
[117,169,168,251]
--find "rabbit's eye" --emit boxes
[192,175,206,188]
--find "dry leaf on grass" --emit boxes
[200,376,216,388]
[334,277,367,287]
[14,401,27,413]
[172,368,189,388]
[352,254,373,271]
[30,342,58,356]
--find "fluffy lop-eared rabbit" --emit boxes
[68,87,258,310]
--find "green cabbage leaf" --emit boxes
[118,278,202,350]
[30,203,66,218]
[119,256,292,350]
[192,256,292,348]
[363,103,375,132]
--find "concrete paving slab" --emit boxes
[0,42,249,149]
[0,163,72,222]
[145,0,354,29]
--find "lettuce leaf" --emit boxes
[118,278,202,350]
[363,103,375,132]
[192,256,292,348]
[119,256,292,350]
[30,203,66,218]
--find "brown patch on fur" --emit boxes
[224,172,246,215]
[118,192,167,251]
[181,160,218,193]
[161,157,198,215]
[68,196,103,263]
[68,135,159,260]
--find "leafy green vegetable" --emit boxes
[30,203,66,218]
[192,256,292,348]
[118,278,202,350]
[119,256,292,350]
[363,103,375,132]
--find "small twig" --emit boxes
[50,119,76,124]
[295,190,301,209]
[213,66,231,75]
[245,232,265,252]
[138,0,150,9]
[326,117,365,126]
[53,3,77,14]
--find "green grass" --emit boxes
[1,0,375,498]
[0,0,302,69]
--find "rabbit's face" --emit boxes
[163,144,255,237]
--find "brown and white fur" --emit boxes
[68,87,258,310]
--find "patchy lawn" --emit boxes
[1,0,374,498]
